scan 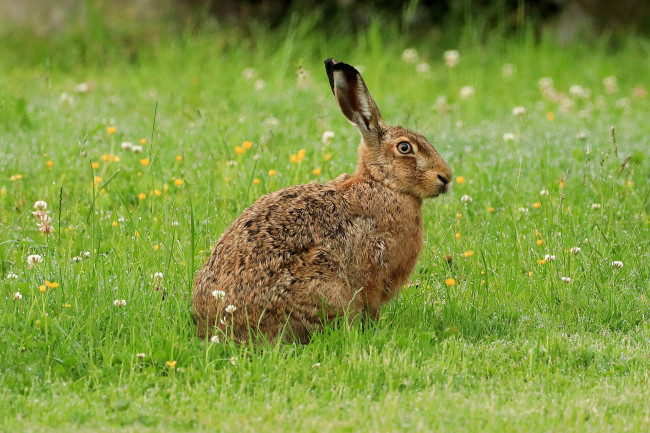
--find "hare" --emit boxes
[192,58,452,344]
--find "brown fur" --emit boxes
[192,59,452,343]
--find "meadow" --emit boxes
[1,17,649,432]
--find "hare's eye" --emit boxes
[397,141,412,154]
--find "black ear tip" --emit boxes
[325,58,337,95]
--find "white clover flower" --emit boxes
[13,292,23,300]
[27,254,43,269]
[242,67,255,80]
[540,188,550,196]
[264,115,278,127]
[591,203,602,209]
[603,76,617,93]
[512,106,527,117]
[569,84,588,99]
[461,194,473,203]
[212,290,226,301]
[321,131,335,144]
[34,201,48,211]
[611,261,624,269]
[6,272,18,279]
[435,95,449,113]
[518,207,529,213]
[539,77,553,91]
[575,132,587,140]
[560,277,572,283]
[72,256,82,263]
[136,353,146,359]
[225,304,237,314]
[544,254,556,261]
[171,221,180,227]
[74,82,92,93]
[118,216,126,223]
[459,85,475,100]
[569,247,581,254]
[113,299,127,307]
[153,272,164,286]
[502,63,515,78]
[401,48,418,63]
[615,97,631,110]
[81,251,91,258]
[120,141,133,150]
[254,79,266,91]
[131,145,143,153]
[416,62,430,74]
[443,50,459,68]
[219,317,228,325]
[503,133,516,142]
[229,356,237,365]
[210,335,221,343]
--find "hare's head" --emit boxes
[325,58,452,199]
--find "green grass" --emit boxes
[1,18,649,432]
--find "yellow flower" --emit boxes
[487,206,495,212]
[139,193,146,200]
[10,174,23,181]
[112,220,118,227]
[135,230,140,237]
[312,167,321,175]
[45,281,59,289]
[242,140,253,150]
[445,278,456,287]
[140,138,147,145]
[91,162,100,169]
[154,244,160,251]
[535,230,542,237]
[268,170,276,177]
[455,232,461,239]
[290,154,298,163]
[107,126,116,134]
[235,146,245,155]
[175,155,183,162]
[39,285,46,293]
[456,212,462,219]
[62,303,71,308]
[253,178,260,185]
[533,202,541,209]
[297,149,306,161]
[528,271,533,277]
[546,112,555,122]
[559,180,565,188]
[166,360,177,368]
[536,239,543,245]
[322,153,332,161]
[102,154,112,162]
[463,250,474,257]
[113,155,121,163]
[537,259,546,265]
[94,176,102,184]
[46,160,53,168]
[140,158,150,166]
[627,180,633,187]
[456,176,465,184]
[154,189,162,196]
[174,178,184,186]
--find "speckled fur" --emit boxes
[192,59,452,343]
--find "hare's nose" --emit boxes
[437,173,451,185]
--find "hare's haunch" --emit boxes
[192,59,452,343]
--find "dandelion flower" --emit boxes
[107,126,116,134]
[174,178,184,186]
[445,278,456,286]
[253,178,260,185]
[212,290,226,301]
[138,193,146,200]
[45,280,59,289]
[487,206,495,213]
[536,239,543,245]
[27,254,43,269]
[537,259,547,265]
[533,202,541,209]
[463,250,474,257]
[94,176,102,184]
[456,176,465,184]
[456,212,462,219]
[312,167,321,176]
[140,158,150,166]
[46,160,53,167]
[140,138,147,145]
[225,304,237,314]
[268,169,276,177]
[166,360,177,368]
[14,292,23,300]
[297,149,306,161]
[242,141,253,150]
[235,146,245,155]
[455,232,461,239]
[91,162,100,170]
[611,261,624,268]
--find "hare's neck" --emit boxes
[353,162,424,206]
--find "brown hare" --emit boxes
[192,58,452,344]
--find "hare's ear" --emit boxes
[325,58,383,138]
